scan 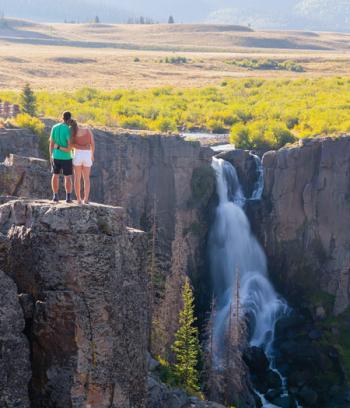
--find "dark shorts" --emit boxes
[52,159,73,176]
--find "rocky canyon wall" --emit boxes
[0,128,216,407]
[0,199,149,407]
[256,137,350,315]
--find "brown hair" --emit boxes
[62,111,72,122]
[68,119,78,138]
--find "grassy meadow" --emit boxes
[3,76,350,150]
[1,20,350,150]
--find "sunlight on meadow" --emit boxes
[2,76,350,150]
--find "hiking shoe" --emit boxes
[52,194,59,203]
[66,193,73,204]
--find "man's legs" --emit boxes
[63,159,73,203]
[64,176,73,201]
[51,174,59,194]
[51,174,59,202]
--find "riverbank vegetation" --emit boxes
[2,76,350,150]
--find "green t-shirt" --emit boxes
[51,123,72,160]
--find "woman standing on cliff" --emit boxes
[54,119,95,204]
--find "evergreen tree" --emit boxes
[168,15,175,24]
[172,277,200,392]
[20,83,37,117]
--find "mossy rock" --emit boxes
[189,165,215,208]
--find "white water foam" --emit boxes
[209,157,290,406]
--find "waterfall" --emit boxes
[250,152,264,201]
[209,157,289,405]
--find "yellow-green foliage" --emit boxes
[3,76,350,149]
[11,113,49,158]
[13,113,45,136]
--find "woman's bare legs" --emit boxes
[74,165,83,204]
[82,166,91,204]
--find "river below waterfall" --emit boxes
[208,157,293,407]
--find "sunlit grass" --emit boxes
[3,76,350,149]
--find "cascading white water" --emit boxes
[209,157,290,406]
[250,153,264,201]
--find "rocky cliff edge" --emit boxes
[0,199,149,408]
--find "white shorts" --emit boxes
[73,149,92,167]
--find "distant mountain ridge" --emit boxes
[1,0,350,31]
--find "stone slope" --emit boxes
[0,199,149,408]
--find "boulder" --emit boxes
[266,369,283,389]
[297,385,318,406]
[265,388,281,402]
[243,346,270,375]
[271,395,297,408]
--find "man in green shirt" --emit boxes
[49,111,73,203]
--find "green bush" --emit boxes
[120,115,149,130]
[206,119,226,134]
[229,58,304,72]
[12,113,49,158]
[165,56,188,64]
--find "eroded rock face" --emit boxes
[0,269,31,407]
[147,374,226,408]
[0,154,50,198]
[89,131,215,330]
[259,137,350,314]
[0,199,149,408]
[0,127,42,161]
[215,149,258,198]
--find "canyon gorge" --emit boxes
[1,126,350,408]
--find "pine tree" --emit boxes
[20,83,37,117]
[172,277,200,392]
[94,15,100,23]
[168,15,175,24]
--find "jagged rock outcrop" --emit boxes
[0,154,50,198]
[0,199,149,408]
[216,149,258,198]
[147,374,225,408]
[91,131,214,270]
[0,269,31,407]
[258,136,350,314]
[0,127,42,161]
[0,126,215,334]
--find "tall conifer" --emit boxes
[172,277,200,391]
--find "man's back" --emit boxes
[51,123,72,160]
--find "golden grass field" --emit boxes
[1,18,350,90]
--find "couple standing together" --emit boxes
[49,111,95,204]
